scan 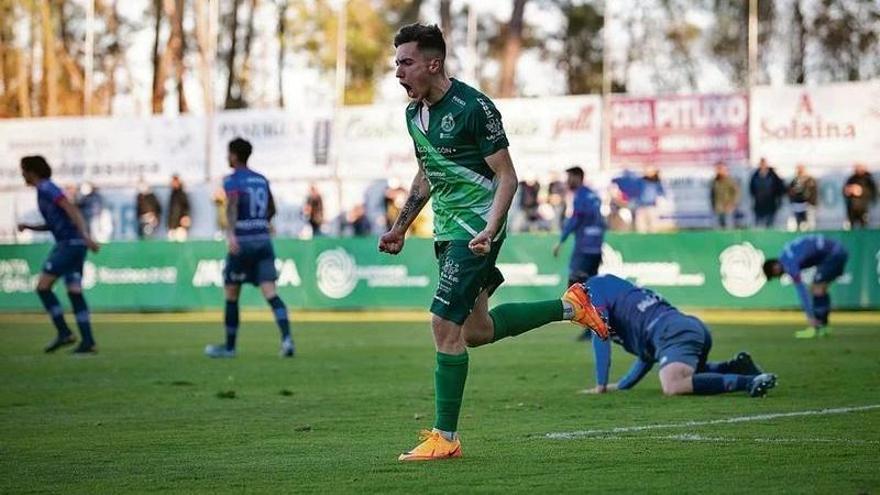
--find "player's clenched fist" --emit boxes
[468,230,493,256]
[378,229,405,255]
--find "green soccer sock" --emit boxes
[434,351,469,433]
[489,300,564,342]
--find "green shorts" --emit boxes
[430,239,505,325]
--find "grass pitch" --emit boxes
[1,312,878,493]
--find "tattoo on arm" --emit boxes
[392,166,431,232]
[394,189,428,231]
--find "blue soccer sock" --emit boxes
[267,296,291,342]
[813,293,830,326]
[67,292,95,345]
[692,373,754,395]
[225,300,239,351]
[37,289,72,337]
[704,360,735,373]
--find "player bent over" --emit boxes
[18,156,100,354]
[381,24,605,461]
[762,234,848,339]
[580,274,777,398]
[204,138,295,358]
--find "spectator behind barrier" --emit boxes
[788,164,818,232]
[634,166,665,233]
[167,174,191,241]
[710,161,740,230]
[304,183,325,236]
[136,178,162,239]
[749,157,786,228]
[843,163,877,229]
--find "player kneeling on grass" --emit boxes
[579,274,777,398]
[204,138,295,358]
[762,234,848,339]
[18,156,101,354]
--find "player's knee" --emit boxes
[224,286,241,301]
[661,382,683,396]
[66,285,82,295]
[259,284,277,299]
[463,331,489,348]
[432,315,465,349]
[659,368,692,396]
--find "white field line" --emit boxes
[545,404,880,440]
[582,433,880,446]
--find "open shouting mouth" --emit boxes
[400,82,414,98]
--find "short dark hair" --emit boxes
[394,23,446,62]
[20,155,52,179]
[566,166,585,180]
[228,138,253,163]
[762,259,781,279]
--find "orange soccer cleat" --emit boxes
[562,283,609,340]
[398,430,462,461]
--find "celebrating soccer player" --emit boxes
[380,24,605,461]
[580,274,777,397]
[18,155,100,354]
[204,138,295,358]
[763,234,849,338]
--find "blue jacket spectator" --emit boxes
[749,158,786,228]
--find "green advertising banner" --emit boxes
[1,231,878,312]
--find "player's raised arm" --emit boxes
[379,161,430,255]
[468,148,517,255]
[57,196,99,252]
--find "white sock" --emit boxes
[561,300,575,320]
[432,428,456,441]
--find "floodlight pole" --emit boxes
[205,0,219,183]
[748,0,758,89]
[84,0,94,115]
[333,0,348,230]
[747,0,758,167]
[334,0,347,108]
[600,0,612,171]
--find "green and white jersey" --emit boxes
[405,78,510,241]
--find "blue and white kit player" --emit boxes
[579,274,777,397]
[18,156,100,354]
[552,166,605,341]
[205,138,295,358]
[763,234,849,339]
[552,166,605,286]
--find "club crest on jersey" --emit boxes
[441,113,455,132]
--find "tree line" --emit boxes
[0,0,877,118]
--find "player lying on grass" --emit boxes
[380,23,606,461]
[18,155,100,354]
[204,138,295,358]
[762,234,849,339]
[579,274,777,398]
